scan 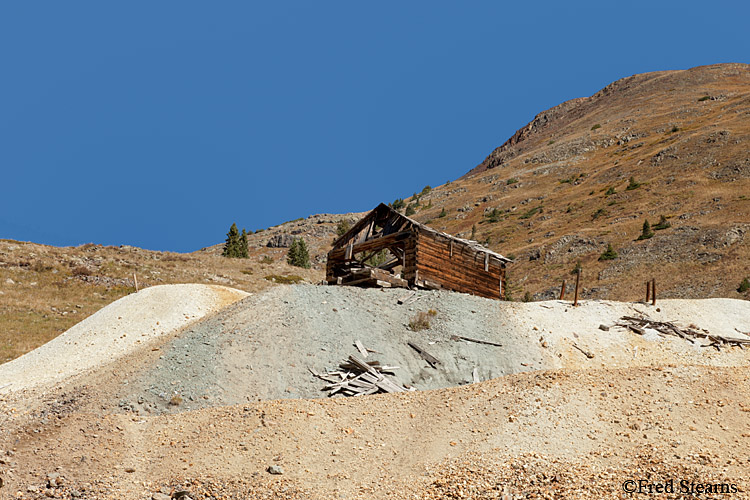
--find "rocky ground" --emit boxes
[1,284,749,499]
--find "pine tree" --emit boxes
[222,223,241,257]
[637,219,654,240]
[598,243,618,261]
[287,238,311,269]
[286,239,299,266]
[239,229,249,258]
[471,224,477,240]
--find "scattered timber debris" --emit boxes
[618,316,750,350]
[407,341,440,368]
[572,343,595,359]
[311,354,410,397]
[450,334,502,347]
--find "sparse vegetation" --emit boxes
[519,206,542,219]
[486,208,503,223]
[523,291,533,302]
[259,255,274,265]
[391,198,405,210]
[548,140,555,145]
[264,274,304,284]
[421,185,432,195]
[570,261,582,276]
[637,220,655,240]
[605,186,616,196]
[405,204,416,216]
[286,238,311,268]
[591,124,601,131]
[335,220,351,237]
[592,208,608,220]
[652,215,671,230]
[670,125,680,133]
[506,178,518,185]
[698,95,711,102]
[598,243,618,261]
[625,177,641,191]
[438,208,447,218]
[169,395,183,406]
[739,277,750,293]
[470,224,477,240]
[408,311,432,331]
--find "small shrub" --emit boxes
[71,265,92,277]
[438,208,447,218]
[591,124,601,131]
[670,125,680,133]
[598,243,618,261]
[592,208,608,220]
[392,198,405,210]
[169,395,183,406]
[421,185,432,195]
[605,186,616,196]
[637,220,655,240]
[335,220,351,237]
[405,204,416,216]
[523,291,533,303]
[486,208,502,223]
[240,269,253,275]
[470,224,477,240]
[408,311,432,331]
[264,274,304,284]
[255,228,265,233]
[698,95,711,102]
[519,206,542,219]
[625,177,641,191]
[427,309,438,317]
[506,178,518,185]
[570,261,582,276]
[259,255,274,265]
[652,215,671,230]
[548,140,555,145]
[739,277,750,293]
[505,253,516,261]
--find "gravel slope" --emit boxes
[0,284,248,395]
[109,285,750,414]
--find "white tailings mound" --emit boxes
[0,284,248,395]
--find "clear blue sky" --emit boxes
[1,2,748,252]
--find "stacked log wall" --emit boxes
[414,233,503,299]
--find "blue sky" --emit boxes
[1,2,748,252]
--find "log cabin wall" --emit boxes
[413,230,505,300]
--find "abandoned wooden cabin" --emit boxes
[326,203,512,299]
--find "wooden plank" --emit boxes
[397,291,416,305]
[472,368,480,384]
[345,244,353,260]
[484,252,489,272]
[408,342,440,368]
[450,335,502,347]
[354,340,369,358]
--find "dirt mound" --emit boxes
[0,284,248,396]
[98,285,750,415]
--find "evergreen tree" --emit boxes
[287,237,311,269]
[470,224,477,240]
[239,229,249,258]
[222,223,241,257]
[637,219,654,240]
[598,243,618,261]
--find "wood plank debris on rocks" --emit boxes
[450,334,502,347]
[407,341,440,368]
[618,315,750,350]
[313,353,410,397]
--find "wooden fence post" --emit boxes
[134,273,139,292]
[560,280,566,300]
[651,278,656,306]
[646,281,651,303]
[573,269,581,307]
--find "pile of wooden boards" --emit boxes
[618,315,750,350]
[309,354,410,397]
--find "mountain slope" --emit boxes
[396,63,750,301]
